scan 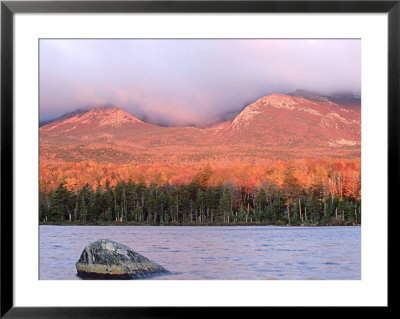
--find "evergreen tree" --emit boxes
[49,183,73,221]
[218,191,230,223]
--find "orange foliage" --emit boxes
[39,158,361,200]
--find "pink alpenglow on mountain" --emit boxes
[39,94,361,164]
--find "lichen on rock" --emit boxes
[76,239,168,279]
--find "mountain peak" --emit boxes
[40,106,147,135]
[231,93,299,130]
[230,92,360,140]
[83,106,143,126]
[259,93,297,105]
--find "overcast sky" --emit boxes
[40,39,361,126]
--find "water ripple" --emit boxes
[40,225,361,280]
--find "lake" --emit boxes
[39,225,360,280]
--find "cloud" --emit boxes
[39,39,361,125]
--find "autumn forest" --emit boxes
[39,158,361,226]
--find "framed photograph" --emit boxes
[1,0,395,316]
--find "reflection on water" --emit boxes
[39,226,360,280]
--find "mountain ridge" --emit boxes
[39,93,361,164]
[39,90,360,128]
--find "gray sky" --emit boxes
[40,39,361,126]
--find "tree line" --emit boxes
[39,165,360,226]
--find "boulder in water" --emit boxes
[76,239,168,279]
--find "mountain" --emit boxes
[226,93,360,143]
[39,94,361,164]
[40,106,156,142]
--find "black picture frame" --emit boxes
[1,0,395,317]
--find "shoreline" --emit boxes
[39,221,361,227]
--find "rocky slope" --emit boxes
[40,94,361,164]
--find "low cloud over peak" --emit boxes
[40,39,361,126]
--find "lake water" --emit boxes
[39,225,360,280]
